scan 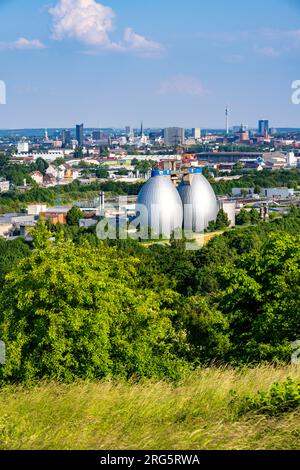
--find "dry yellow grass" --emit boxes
[0,366,299,450]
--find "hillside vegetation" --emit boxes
[1,202,300,449]
[0,366,299,450]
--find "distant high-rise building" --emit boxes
[125,126,132,136]
[164,127,185,146]
[17,142,29,153]
[258,120,269,136]
[92,130,101,140]
[76,123,84,146]
[61,129,71,147]
[192,128,201,140]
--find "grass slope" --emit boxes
[0,366,300,450]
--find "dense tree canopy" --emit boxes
[0,207,300,383]
[0,228,187,383]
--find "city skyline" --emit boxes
[0,0,300,128]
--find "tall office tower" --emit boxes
[76,123,84,146]
[225,105,229,135]
[125,126,132,136]
[192,128,201,140]
[92,130,101,140]
[61,129,71,147]
[258,120,269,136]
[163,127,185,146]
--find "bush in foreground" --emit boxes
[236,377,300,416]
[0,227,187,383]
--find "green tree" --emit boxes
[32,218,52,249]
[215,209,230,230]
[66,207,84,226]
[179,295,230,363]
[35,158,49,174]
[290,205,299,218]
[0,238,31,287]
[250,208,260,224]
[53,158,66,167]
[236,209,251,226]
[96,166,109,179]
[217,233,300,363]
[0,239,187,383]
[254,185,261,195]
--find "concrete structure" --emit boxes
[0,180,10,193]
[76,123,84,147]
[258,119,269,136]
[79,219,98,228]
[40,212,67,225]
[30,171,43,185]
[0,213,36,238]
[125,126,133,137]
[136,170,183,237]
[232,188,255,197]
[17,142,29,153]
[178,168,218,233]
[61,129,71,147]
[225,106,229,135]
[164,127,185,146]
[198,152,263,163]
[192,128,201,140]
[287,152,297,167]
[27,204,47,216]
[218,200,236,227]
[261,187,294,199]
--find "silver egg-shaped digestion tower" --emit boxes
[178,168,218,233]
[136,170,183,237]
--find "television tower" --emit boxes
[225,105,229,135]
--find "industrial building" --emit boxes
[136,170,183,237]
[136,168,219,236]
[178,168,218,233]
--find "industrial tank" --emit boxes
[136,170,183,237]
[178,168,218,232]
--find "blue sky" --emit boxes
[0,0,300,128]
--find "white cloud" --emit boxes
[255,46,281,57]
[49,0,119,49]
[49,0,164,56]
[124,28,164,56]
[158,75,208,97]
[0,37,45,50]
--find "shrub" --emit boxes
[236,377,300,416]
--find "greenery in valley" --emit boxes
[1,207,300,384]
[0,179,143,214]
[211,168,300,196]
